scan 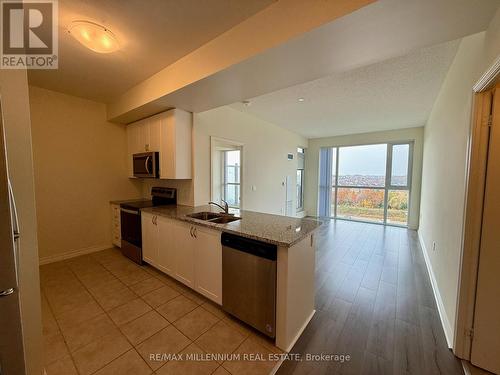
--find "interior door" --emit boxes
[471,87,500,374]
[0,102,26,374]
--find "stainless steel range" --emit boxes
[120,187,176,264]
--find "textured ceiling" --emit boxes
[27,0,274,103]
[230,40,460,138]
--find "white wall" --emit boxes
[419,12,500,345]
[29,86,143,262]
[305,127,424,229]
[193,106,307,215]
[0,70,43,375]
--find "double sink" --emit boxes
[186,211,241,224]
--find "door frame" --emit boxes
[454,55,500,359]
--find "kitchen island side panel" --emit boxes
[276,232,316,351]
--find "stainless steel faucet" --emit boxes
[209,199,229,214]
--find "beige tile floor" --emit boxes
[41,247,283,375]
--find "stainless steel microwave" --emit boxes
[133,152,159,178]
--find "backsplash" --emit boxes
[141,178,194,206]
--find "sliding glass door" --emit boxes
[319,142,413,226]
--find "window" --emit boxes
[297,148,305,211]
[387,143,411,224]
[318,142,413,226]
[222,150,241,208]
[211,137,243,209]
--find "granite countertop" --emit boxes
[110,198,150,205]
[141,205,322,247]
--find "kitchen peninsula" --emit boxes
[139,204,321,352]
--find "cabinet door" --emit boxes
[111,204,121,247]
[156,216,175,276]
[194,227,222,304]
[141,213,158,266]
[159,112,175,179]
[127,123,141,177]
[139,120,150,152]
[148,115,161,152]
[172,221,195,288]
[159,109,192,179]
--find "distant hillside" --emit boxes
[336,175,406,186]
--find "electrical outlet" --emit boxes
[432,241,437,251]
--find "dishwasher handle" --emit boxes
[221,233,277,261]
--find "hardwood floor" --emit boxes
[277,219,463,375]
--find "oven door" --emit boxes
[133,152,158,178]
[120,208,143,264]
[120,208,141,247]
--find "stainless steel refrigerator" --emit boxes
[0,101,27,374]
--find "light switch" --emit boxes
[251,185,257,191]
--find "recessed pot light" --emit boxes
[298,97,305,102]
[68,21,119,53]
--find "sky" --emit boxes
[335,144,408,176]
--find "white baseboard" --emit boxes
[417,231,454,348]
[39,244,114,265]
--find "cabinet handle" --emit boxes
[310,234,314,247]
[154,216,157,225]
[189,227,193,237]
[144,156,151,174]
[152,216,154,224]
[194,228,197,238]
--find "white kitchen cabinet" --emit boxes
[139,120,150,152]
[156,216,176,276]
[140,215,222,304]
[172,221,196,288]
[193,226,222,304]
[158,109,192,179]
[148,114,161,152]
[141,212,158,266]
[126,109,192,179]
[111,204,121,247]
[126,123,141,177]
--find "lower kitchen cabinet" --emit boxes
[171,221,196,288]
[111,204,121,247]
[157,216,175,276]
[141,212,158,265]
[193,226,222,304]
[141,215,222,304]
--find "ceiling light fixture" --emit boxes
[242,100,252,107]
[298,97,305,102]
[68,21,119,53]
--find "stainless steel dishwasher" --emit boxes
[222,232,277,338]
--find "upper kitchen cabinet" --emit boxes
[159,109,192,179]
[126,109,192,179]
